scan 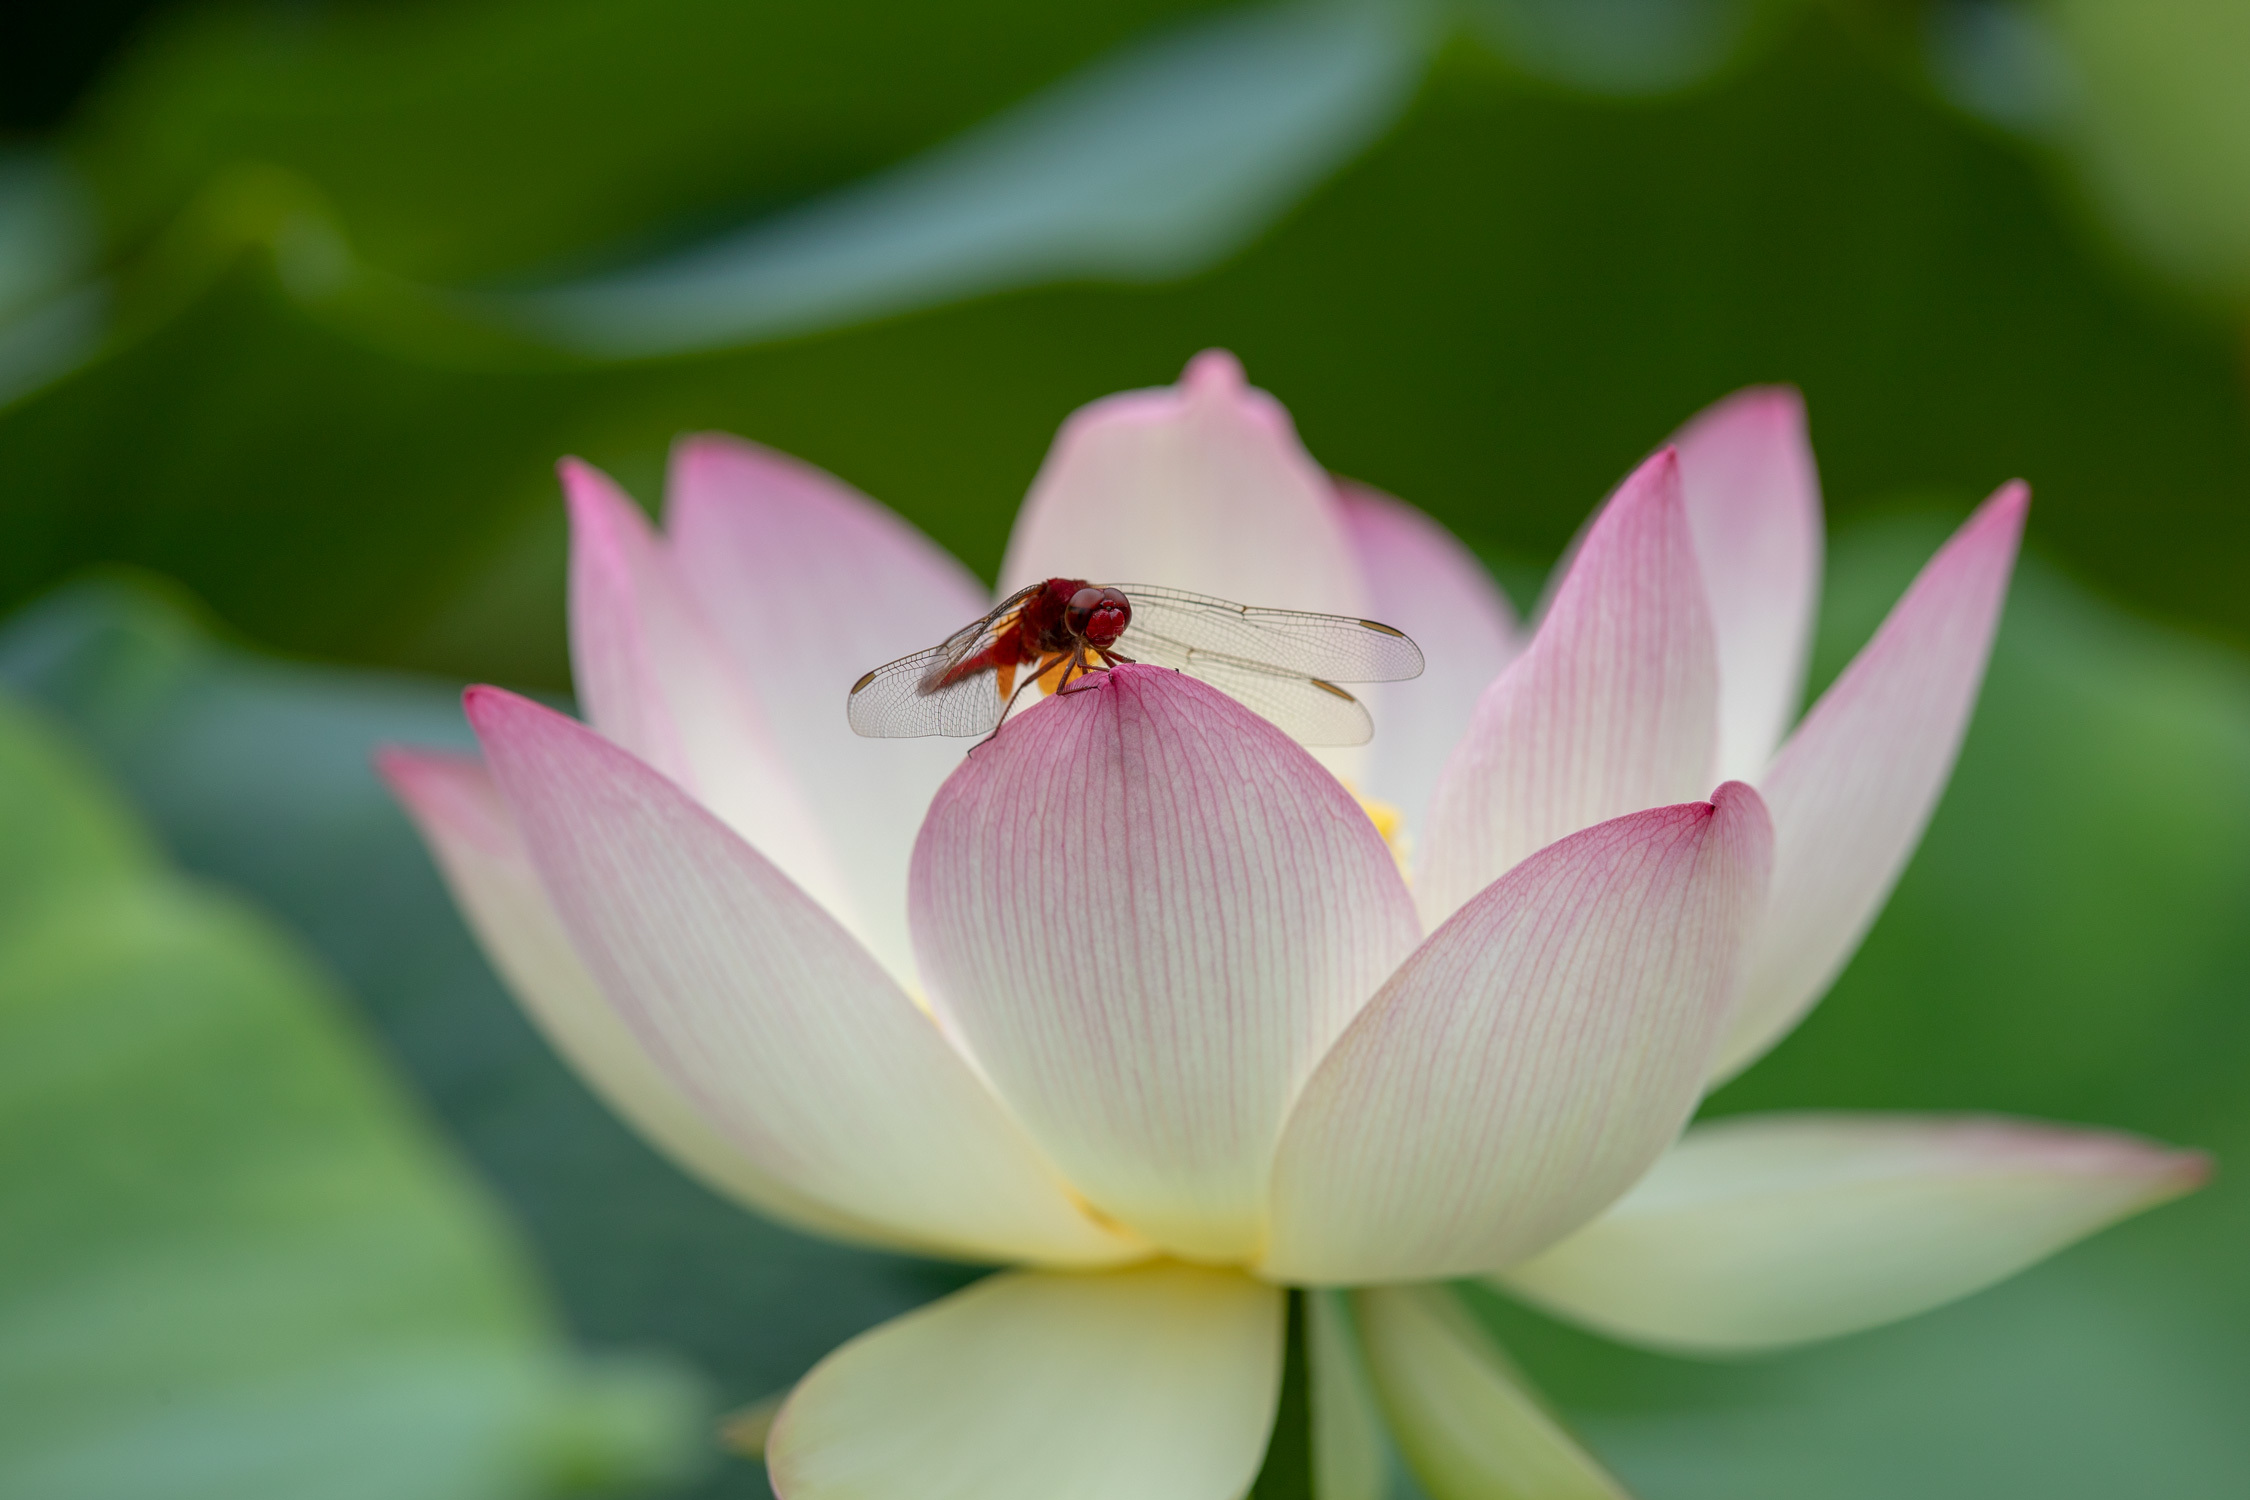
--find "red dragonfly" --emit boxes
[847,577,1424,745]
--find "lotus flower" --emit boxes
[381,352,2204,1499]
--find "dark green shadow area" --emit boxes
[0,682,705,1499]
[1251,1290,1313,1500]
[69,0,1236,284]
[4,14,2246,693]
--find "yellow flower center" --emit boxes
[1354,791,1412,882]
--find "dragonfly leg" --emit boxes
[971,653,1064,752]
[1056,646,1108,696]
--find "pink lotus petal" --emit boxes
[999,350,1367,617]
[909,665,1420,1262]
[377,746,901,1248]
[768,1263,1282,1500]
[1712,483,2029,1081]
[1336,481,1520,843]
[561,458,855,932]
[1261,784,1772,1285]
[1417,449,1720,929]
[1497,1111,2207,1353]
[664,434,988,987]
[467,686,1141,1267]
[1672,386,1824,782]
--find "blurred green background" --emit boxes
[3,1,2247,1496]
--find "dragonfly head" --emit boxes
[1066,585,1132,648]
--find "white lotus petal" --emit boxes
[664,433,987,988]
[768,1262,1283,1500]
[1418,448,1718,929]
[1263,786,1771,1284]
[378,746,901,1248]
[1000,349,1381,782]
[561,457,856,931]
[1000,349,1366,615]
[470,686,1138,1267]
[910,666,1418,1261]
[1671,386,1823,782]
[1497,1111,2207,1354]
[1337,481,1520,844]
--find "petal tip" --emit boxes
[1103,659,1171,691]
[1939,1116,2210,1201]
[1704,779,1775,932]
[371,742,469,795]
[1746,381,1806,415]
[1935,480,2030,575]
[1615,444,1684,512]
[1984,478,2033,525]
[1670,386,1811,474]
[1017,661,1253,742]
[462,682,540,737]
[369,742,418,787]
[376,744,514,855]
[667,429,792,493]
[1701,383,1806,431]
[670,428,750,464]
[1707,779,1772,835]
[558,456,645,534]
[556,454,610,502]
[1097,663,1316,750]
[2137,1144,2213,1199]
[1181,346,1247,395]
[1571,443,1687,557]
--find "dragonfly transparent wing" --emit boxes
[1114,585,1426,683]
[846,585,1040,738]
[1148,652,1376,744]
[847,582,1421,743]
[846,645,1012,737]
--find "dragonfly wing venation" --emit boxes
[1115,584,1425,683]
[847,584,1048,738]
[846,646,1008,738]
[924,583,1040,687]
[1117,634,1374,745]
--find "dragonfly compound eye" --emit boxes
[1068,586,1132,647]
